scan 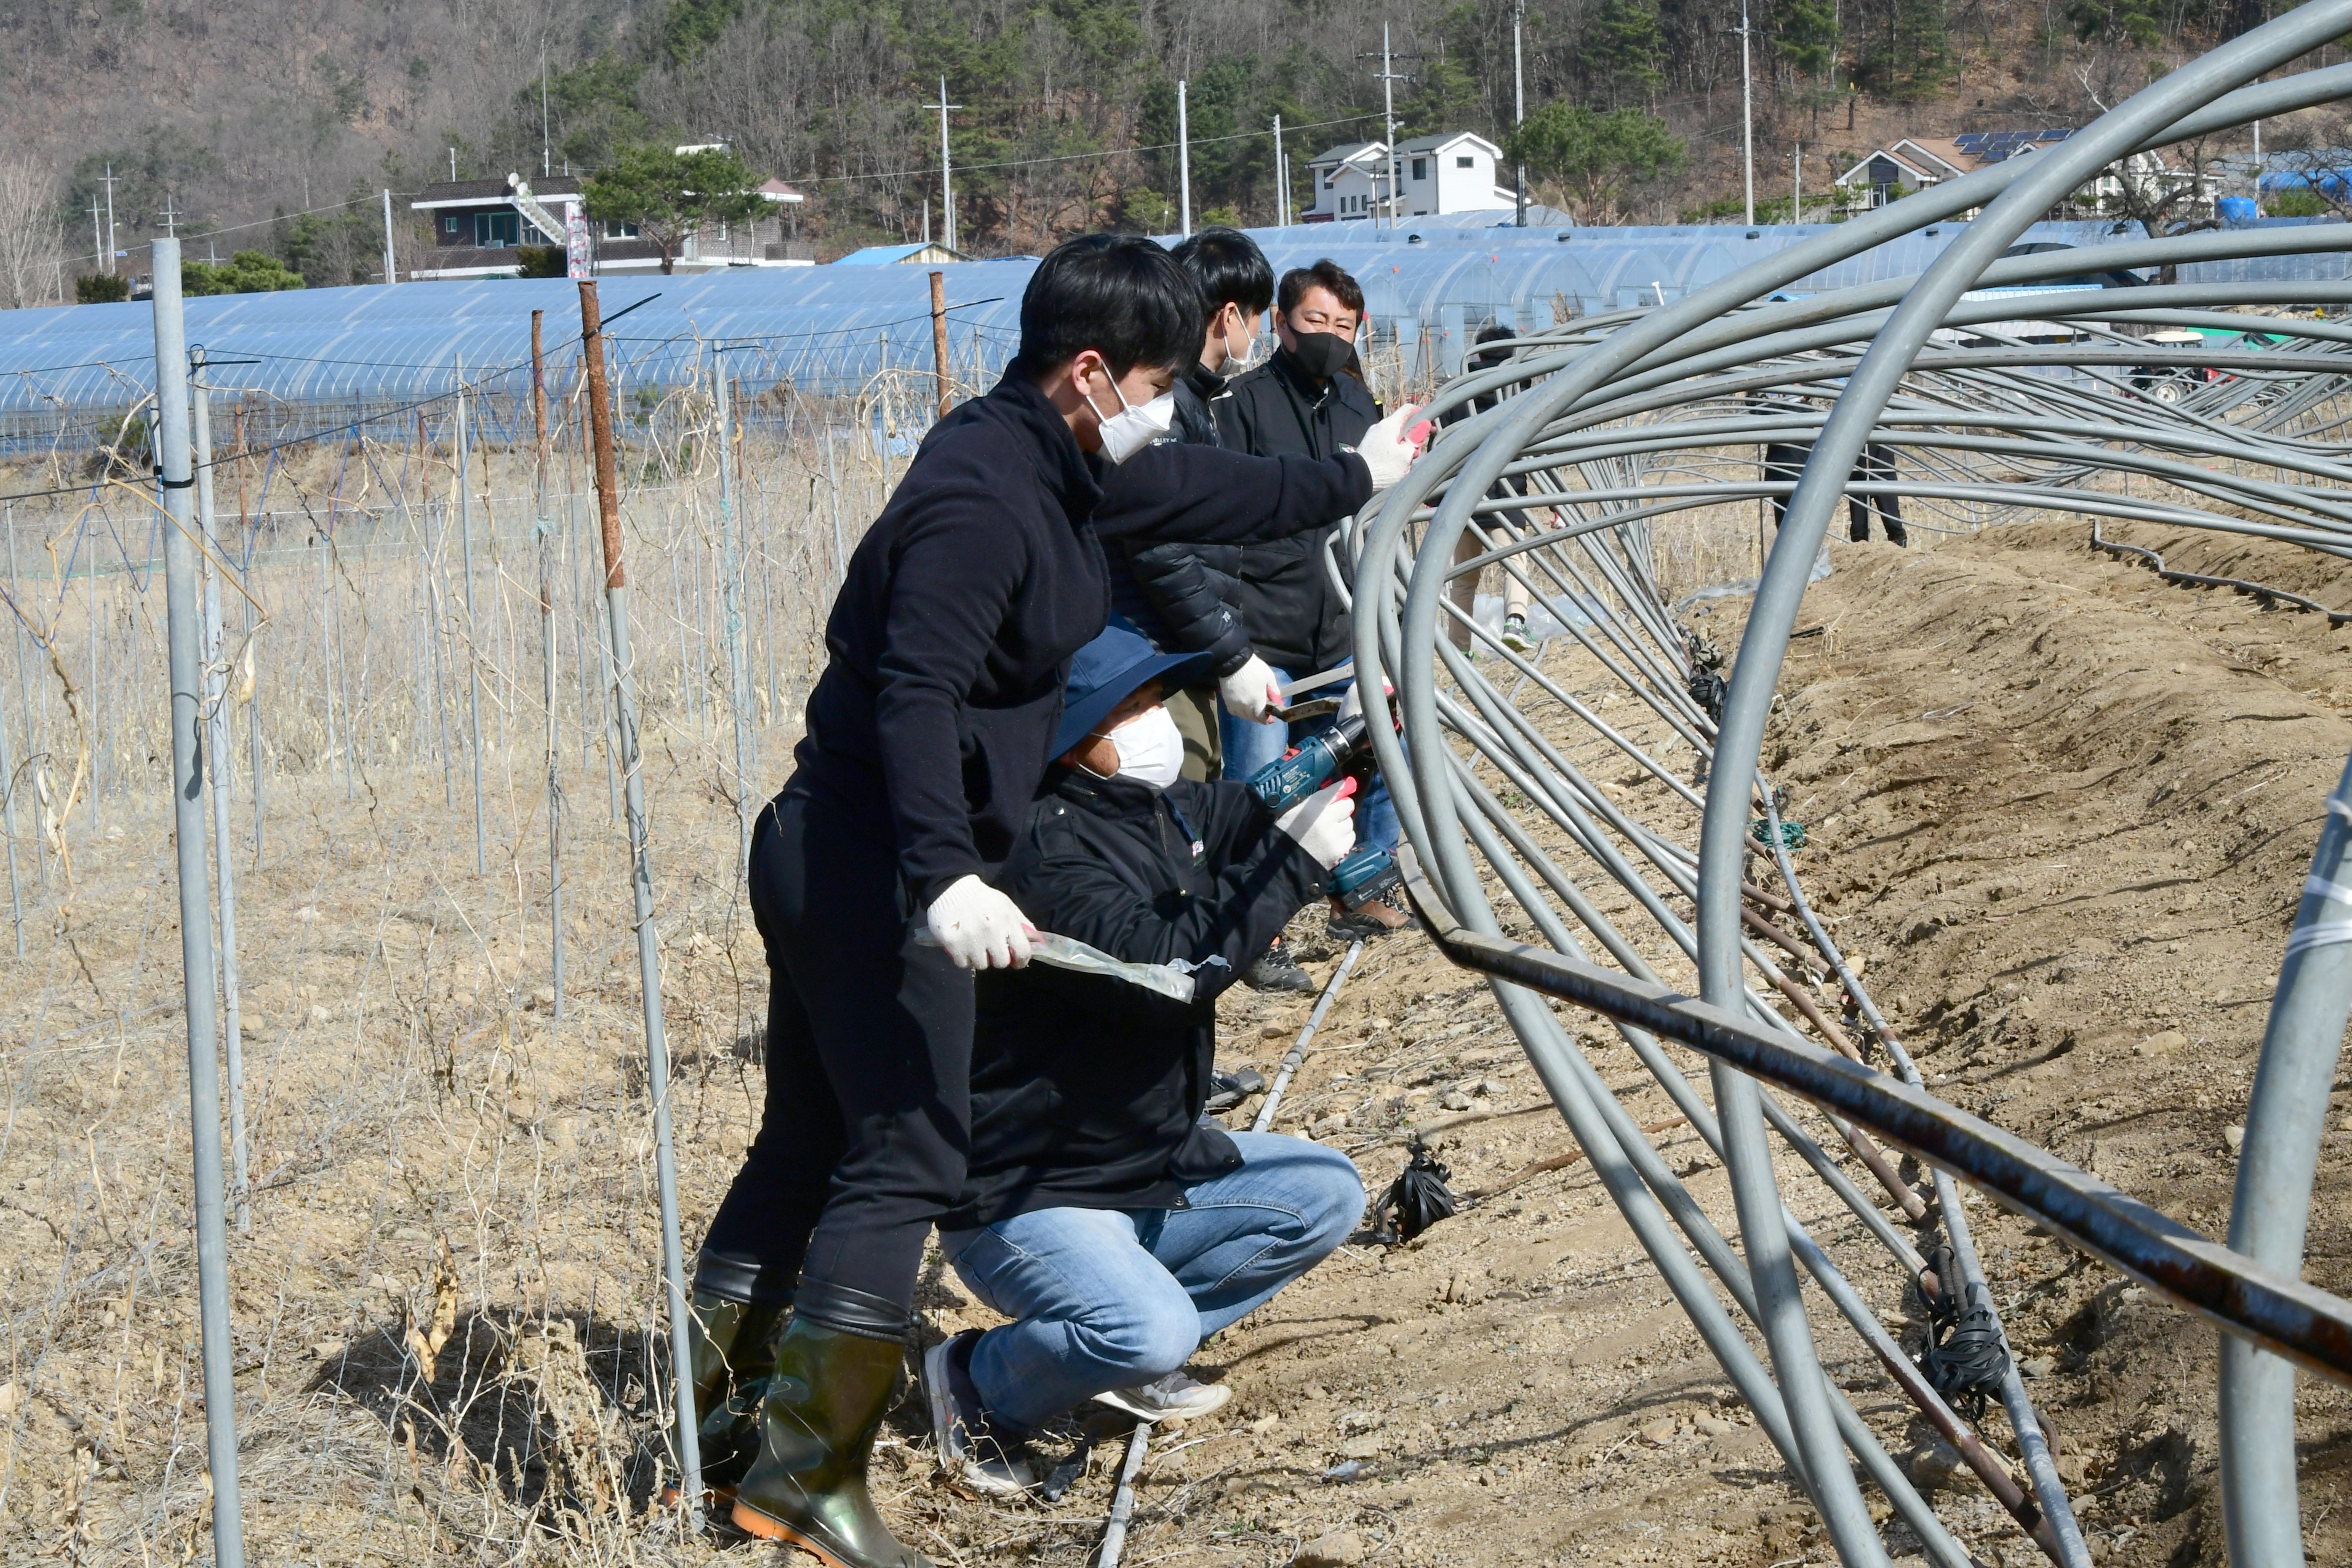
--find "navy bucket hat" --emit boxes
[1051,618,1215,759]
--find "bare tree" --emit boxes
[0,153,63,308]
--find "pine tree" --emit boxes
[1582,0,1666,108]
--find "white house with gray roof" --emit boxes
[1304,132,1516,222]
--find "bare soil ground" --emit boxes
[5,512,2352,1566]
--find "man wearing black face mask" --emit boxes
[1214,260,1409,941]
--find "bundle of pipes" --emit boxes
[1346,9,2352,1565]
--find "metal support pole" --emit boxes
[1097,1420,1154,1568]
[714,348,756,870]
[1254,941,1364,1132]
[533,311,564,1019]
[150,235,246,1568]
[381,189,397,284]
[455,363,488,875]
[930,270,953,419]
[579,279,703,1522]
[192,351,250,1233]
[1178,80,1192,237]
[2220,748,2352,1568]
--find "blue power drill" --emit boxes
[1245,711,1402,911]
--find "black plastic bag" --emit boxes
[1373,1136,1458,1244]
[1915,1243,2010,1420]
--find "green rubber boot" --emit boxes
[681,1290,789,1502]
[729,1316,932,1567]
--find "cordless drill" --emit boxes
[1245,711,1403,911]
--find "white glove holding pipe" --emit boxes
[924,874,1035,970]
[1351,402,1427,492]
[1274,779,1358,871]
[1218,654,1282,725]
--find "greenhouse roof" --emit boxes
[0,215,2322,423]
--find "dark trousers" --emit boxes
[695,788,973,1313]
[1763,441,1907,545]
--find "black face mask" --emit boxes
[1285,330,1354,381]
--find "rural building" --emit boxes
[1304,133,1515,222]
[832,241,970,265]
[408,173,808,280]
[1835,129,2214,221]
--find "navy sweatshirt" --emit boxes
[787,371,1374,905]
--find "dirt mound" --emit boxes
[1055,518,2352,1566]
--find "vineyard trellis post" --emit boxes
[714,346,755,869]
[578,278,704,1520]
[0,502,21,954]
[149,234,248,1568]
[931,269,952,417]
[455,357,488,874]
[532,310,565,1018]
[191,348,252,1232]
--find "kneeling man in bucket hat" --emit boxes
[923,619,1368,1493]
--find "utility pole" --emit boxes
[1514,0,1529,226]
[1274,114,1287,226]
[1362,24,1416,228]
[541,42,552,178]
[449,146,457,182]
[1738,0,1756,226]
[381,189,397,284]
[90,197,103,278]
[103,164,117,275]
[924,77,961,253]
[1792,144,1801,223]
[161,191,176,238]
[1178,80,1192,237]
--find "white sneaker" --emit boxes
[1090,1369,1233,1423]
[923,1332,1036,1498]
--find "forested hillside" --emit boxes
[0,0,2320,289]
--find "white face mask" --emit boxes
[1087,370,1176,464]
[1084,704,1185,791]
[1212,309,1258,376]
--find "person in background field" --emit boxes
[1104,228,1285,789]
[1217,258,1413,947]
[687,234,1424,1568]
[923,623,1367,1494]
[1753,388,1908,547]
[1443,322,1540,659]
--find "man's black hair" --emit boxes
[1171,227,1274,316]
[1013,234,1204,379]
[1276,259,1366,318]
[1470,319,1515,371]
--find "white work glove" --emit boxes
[924,874,1035,970]
[1351,402,1427,492]
[1274,779,1358,871]
[1218,654,1282,725]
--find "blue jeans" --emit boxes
[938,1132,1365,1430]
[1217,661,1400,852]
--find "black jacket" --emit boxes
[789,371,1373,905]
[954,772,1327,1227]
[1105,361,1253,676]
[1215,349,1381,672]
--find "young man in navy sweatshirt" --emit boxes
[922,621,1367,1494]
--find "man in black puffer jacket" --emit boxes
[920,622,1366,1495]
[1105,228,1286,785]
